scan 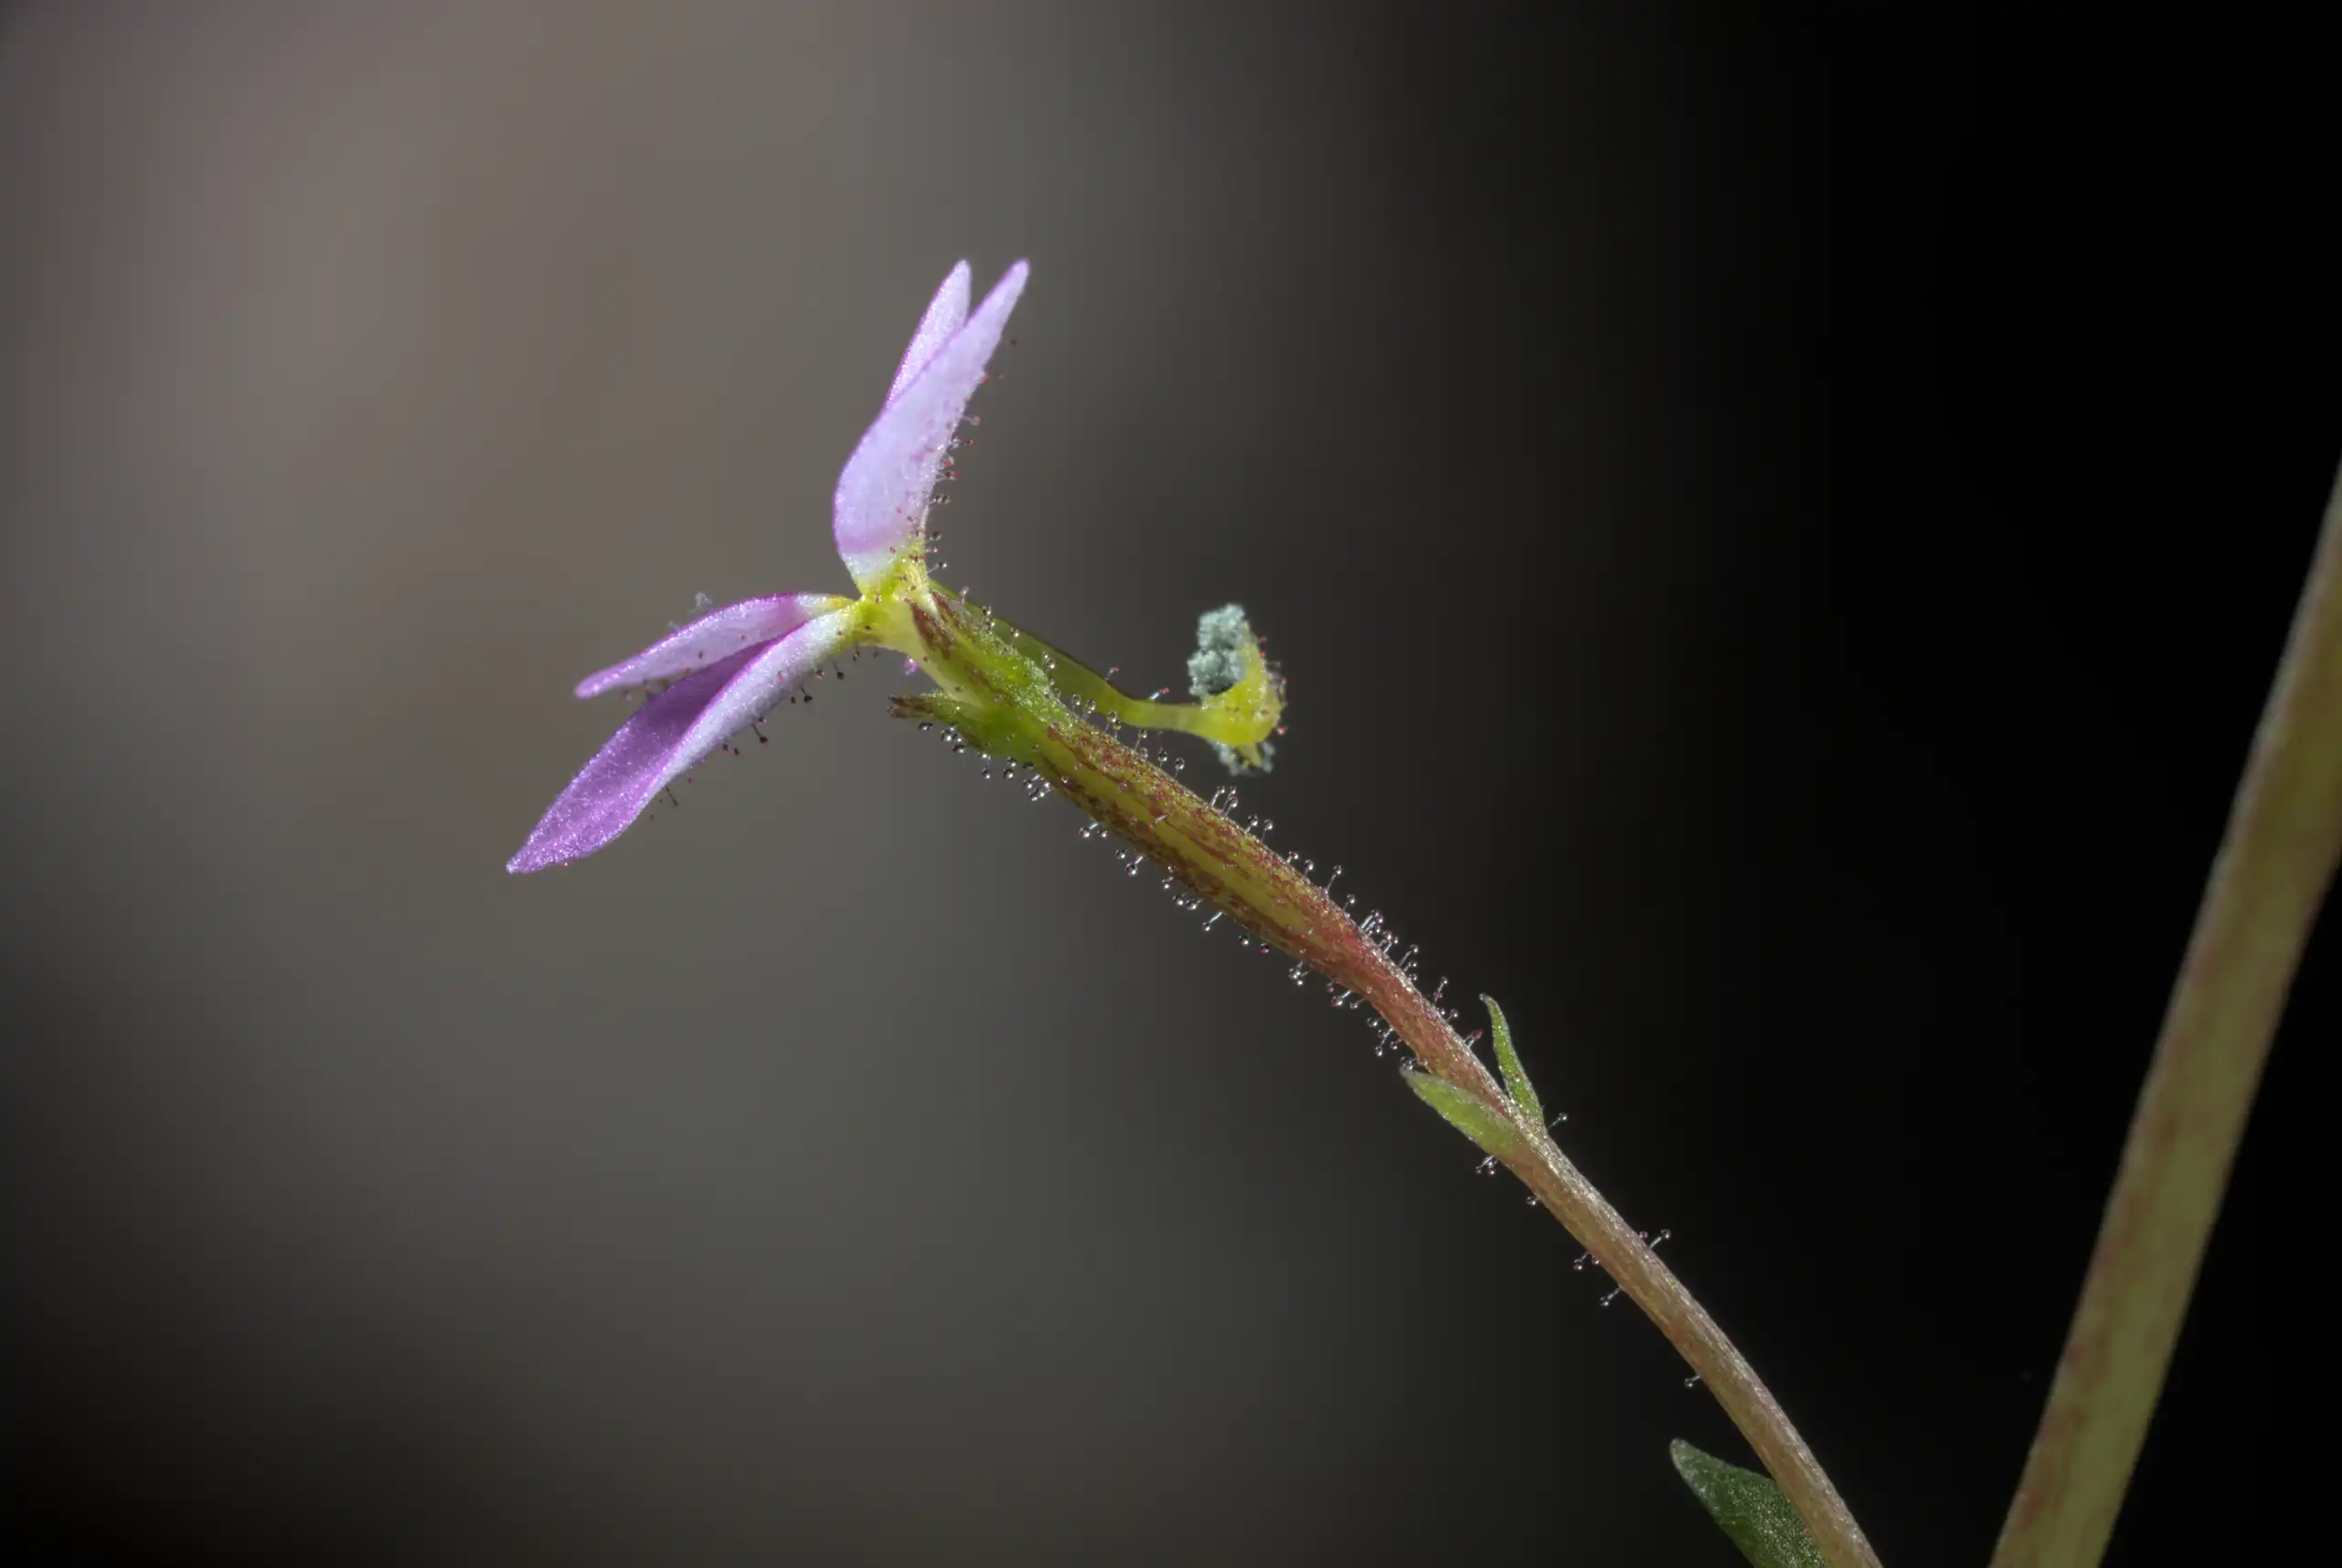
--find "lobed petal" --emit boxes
[833,260,1030,594]
[886,261,971,407]
[508,607,861,873]
[574,593,853,698]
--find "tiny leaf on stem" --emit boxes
[1402,1069,1518,1160]
[1483,994,1542,1124]
[1671,1439,1826,1568]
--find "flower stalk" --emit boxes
[882,586,1883,1568]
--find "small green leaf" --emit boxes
[1482,994,1542,1124]
[1669,1440,1824,1568]
[1401,1069,1519,1160]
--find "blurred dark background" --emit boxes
[2,4,2329,1564]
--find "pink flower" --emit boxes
[508,261,1028,873]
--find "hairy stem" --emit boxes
[1002,711,1879,1568]
[1501,1135,1879,1568]
[1990,468,2342,1568]
[886,585,1879,1564]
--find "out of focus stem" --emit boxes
[1990,468,2342,1568]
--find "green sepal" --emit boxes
[1669,1440,1824,1568]
[1483,995,1542,1124]
[886,690,1041,765]
[1402,1069,1519,1161]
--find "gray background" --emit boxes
[3,5,2327,1565]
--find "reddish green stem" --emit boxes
[887,584,1880,1565]
[999,704,1882,1568]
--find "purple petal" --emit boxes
[886,261,971,407]
[833,261,1030,593]
[574,593,853,698]
[508,607,860,874]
